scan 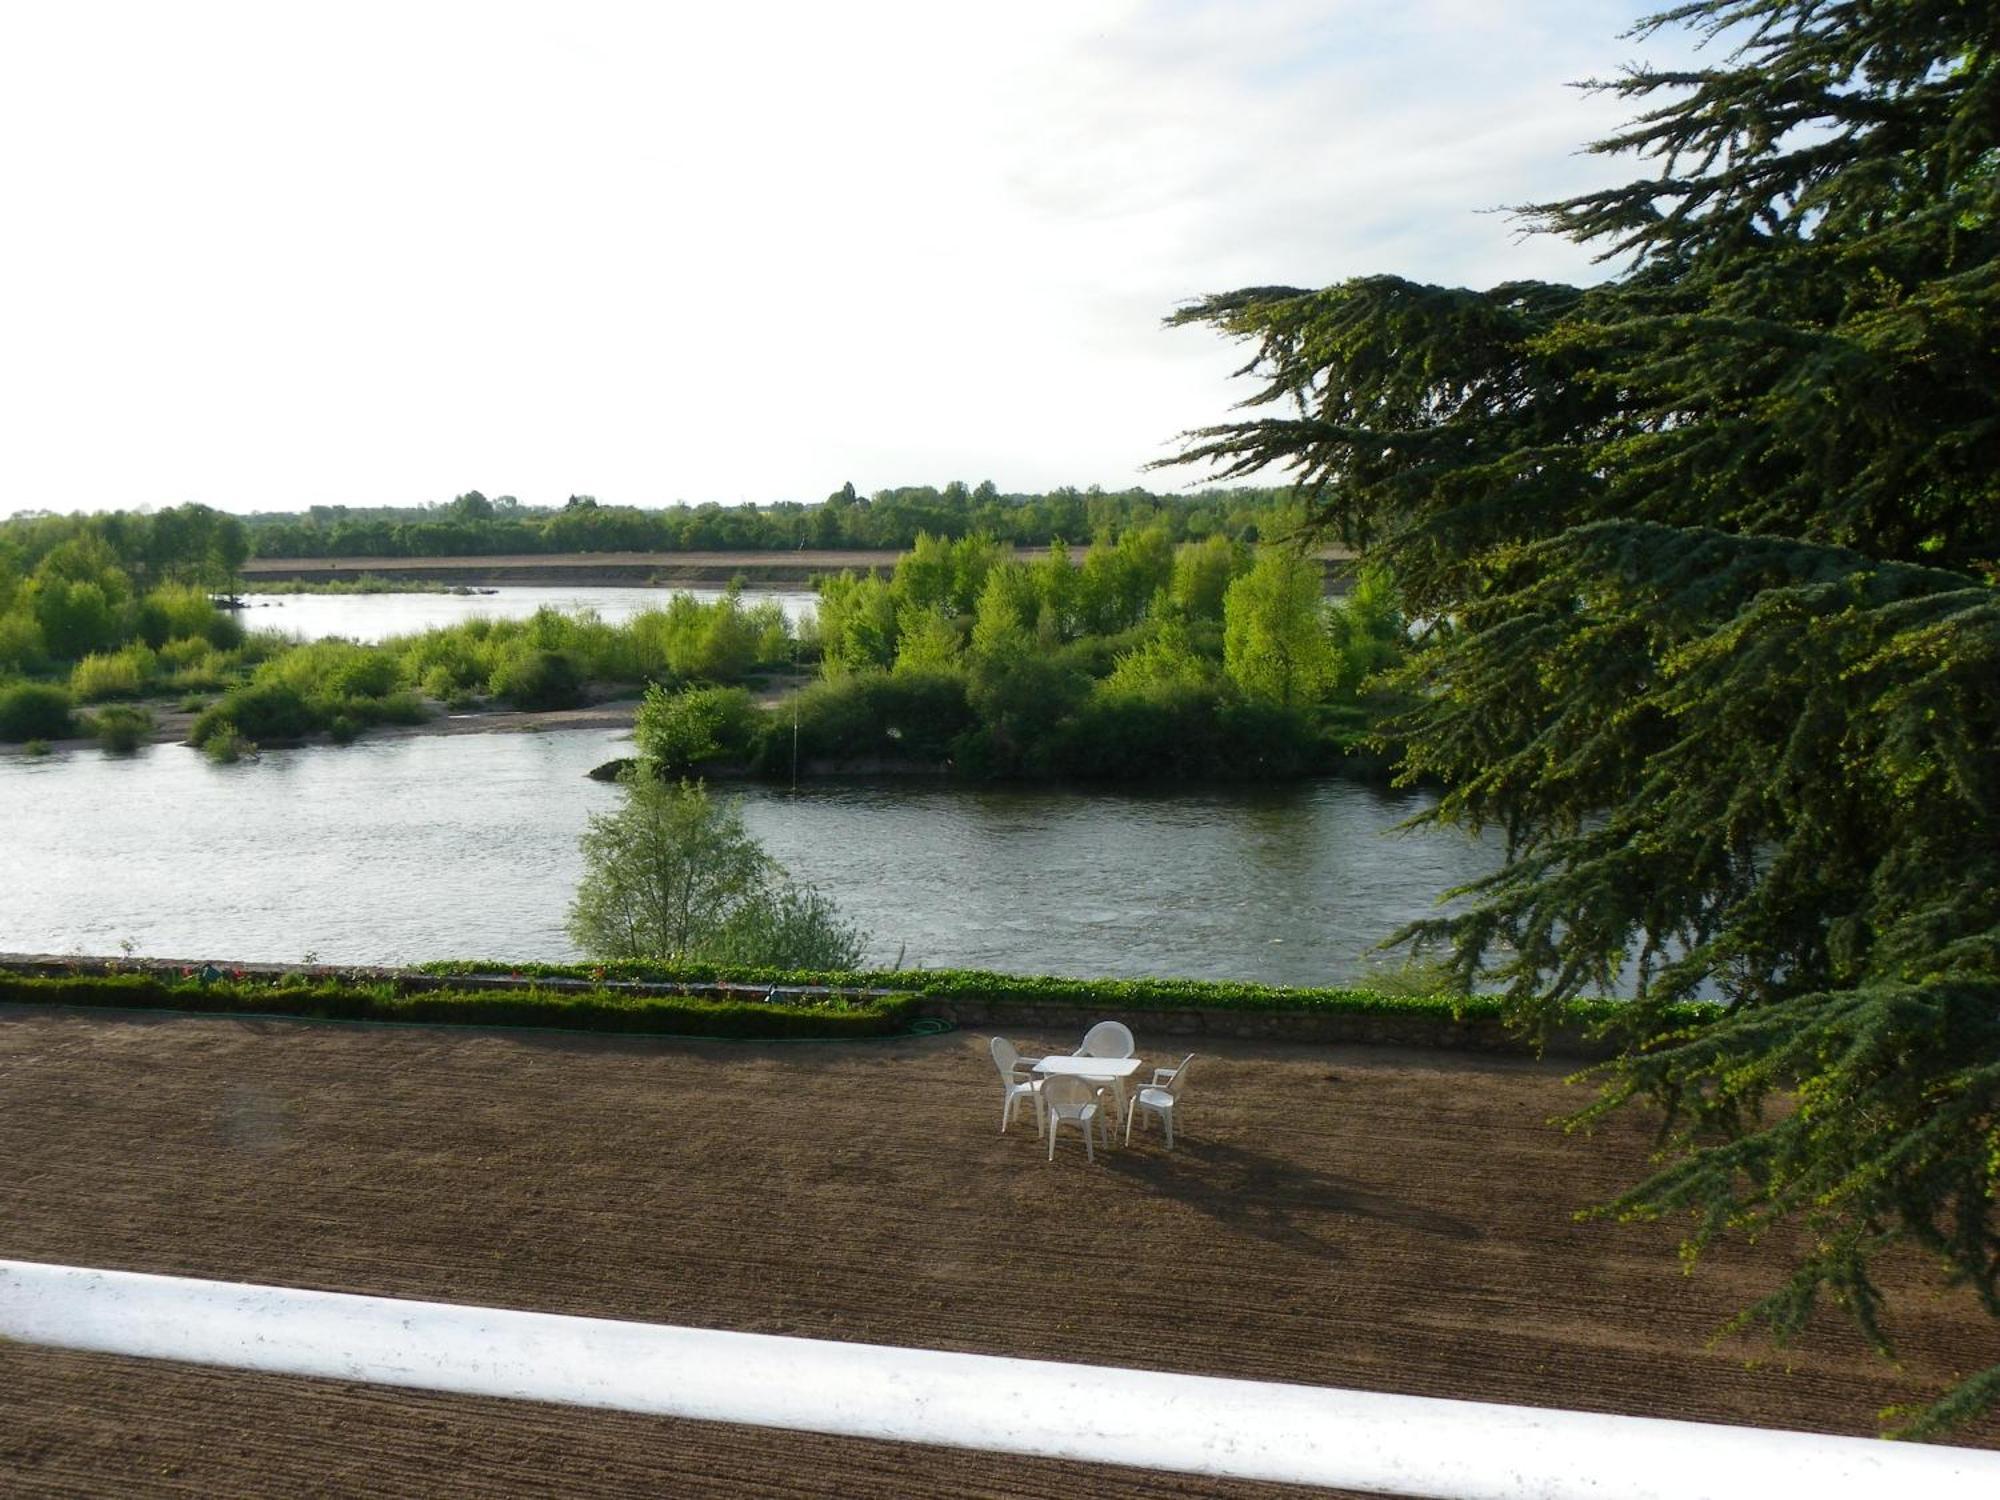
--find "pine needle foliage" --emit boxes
[1164,0,1999,1432]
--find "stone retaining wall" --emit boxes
[924,997,1610,1061]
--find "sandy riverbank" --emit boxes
[9,693,645,758]
[12,668,828,757]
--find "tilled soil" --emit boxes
[0,1008,1992,1497]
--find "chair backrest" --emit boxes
[1042,1073,1094,1115]
[990,1035,1024,1082]
[1076,1021,1135,1059]
[1162,1054,1194,1097]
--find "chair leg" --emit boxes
[1001,1092,1012,1134]
[1124,1094,1137,1145]
[1047,1116,1058,1162]
[1083,1115,1095,1164]
[1163,1106,1174,1150]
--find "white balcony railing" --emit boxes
[3,1259,1994,1499]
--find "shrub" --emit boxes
[635,683,761,771]
[489,645,585,709]
[570,776,871,968]
[30,577,120,659]
[157,634,216,669]
[0,610,47,674]
[92,704,153,753]
[131,585,243,650]
[70,645,156,702]
[155,637,232,693]
[707,882,867,971]
[192,681,315,746]
[0,681,74,741]
[1055,685,1226,780]
[776,669,976,769]
[202,728,256,764]
[623,592,784,684]
[259,639,403,705]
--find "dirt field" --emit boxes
[1,1009,1992,1497]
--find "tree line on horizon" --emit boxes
[3,483,1306,562]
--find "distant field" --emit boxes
[2,1011,1991,1495]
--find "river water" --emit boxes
[6,588,1501,983]
[235,584,818,643]
[1,729,1496,984]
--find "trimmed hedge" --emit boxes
[418,958,1721,1030]
[0,973,917,1040]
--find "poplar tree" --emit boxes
[1168,0,1999,1430]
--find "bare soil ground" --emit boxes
[1,1011,1992,1497]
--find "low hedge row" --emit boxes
[417,959,1720,1030]
[0,973,917,1040]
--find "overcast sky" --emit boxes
[0,0,1680,518]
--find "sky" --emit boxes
[0,0,1685,518]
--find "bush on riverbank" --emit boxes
[90,704,153,753]
[633,683,761,771]
[490,644,586,709]
[570,775,868,970]
[0,971,916,1040]
[0,681,75,741]
[189,643,431,747]
[192,682,317,747]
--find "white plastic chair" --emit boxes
[990,1036,1044,1137]
[1149,1054,1192,1089]
[1073,1020,1137,1125]
[1042,1073,1102,1163]
[1074,1020,1135,1059]
[1126,1054,1193,1149]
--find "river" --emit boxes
[233,584,819,643]
[2,728,1496,984]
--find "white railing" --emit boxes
[2,1259,1993,1499]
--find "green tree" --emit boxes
[1076,525,1174,635]
[893,606,963,674]
[1169,534,1248,622]
[1167,0,1999,1430]
[814,572,899,675]
[969,563,1040,660]
[1324,564,1406,697]
[568,775,865,967]
[27,577,120,660]
[1221,549,1336,708]
[1100,621,1211,703]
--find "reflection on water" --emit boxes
[1,730,1497,984]
[236,584,817,643]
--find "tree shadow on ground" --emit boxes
[1098,1132,1482,1258]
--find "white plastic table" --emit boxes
[1034,1055,1142,1141]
